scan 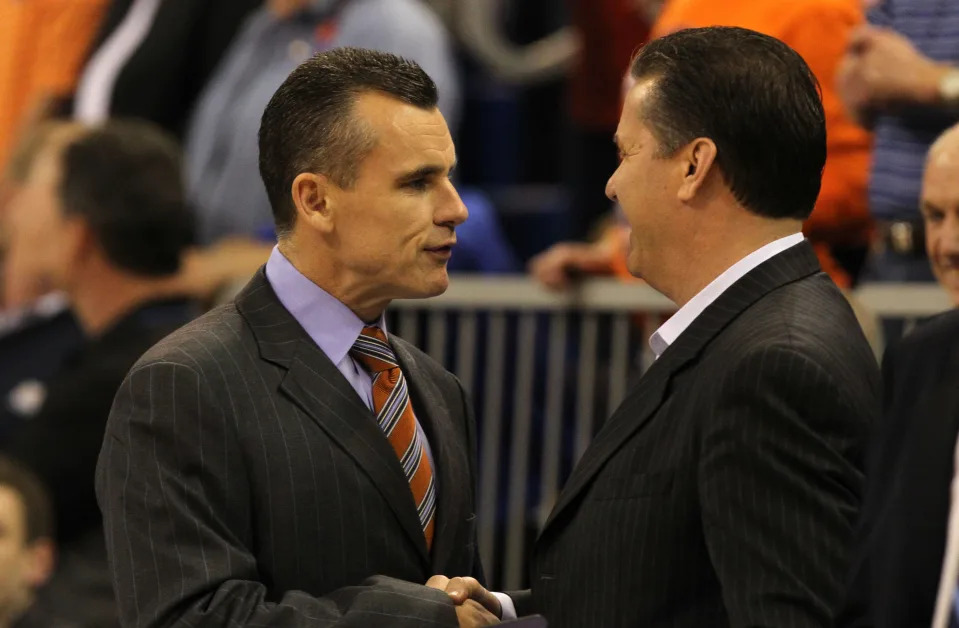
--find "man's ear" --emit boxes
[291,172,335,235]
[677,137,718,203]
[24,537,55,588]
[64,215,94,268]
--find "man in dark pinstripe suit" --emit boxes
[433,27,881,627]
[95,48,496,627]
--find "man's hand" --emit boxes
[528,241,614,291]
[838,25,949,117]
[454,600,501,627]
[427,575,501,622]
[266,0,312,18]
[165,238,271,303]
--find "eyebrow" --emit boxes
[395,160,458,185]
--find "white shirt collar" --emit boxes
[649,233,805,359]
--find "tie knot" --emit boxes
[350,326,397,374]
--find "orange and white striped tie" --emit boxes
[350,326,436,550]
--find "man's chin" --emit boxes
[395,275,450,301]
[946,283,959,308]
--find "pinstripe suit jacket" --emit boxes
[839,309,959,627]
[511,242,881,627]
[95,270,482,627]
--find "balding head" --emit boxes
[921,123,959,304]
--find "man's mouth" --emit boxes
[425,242,455,256]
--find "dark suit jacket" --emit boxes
[510,242,881,627]
[96,271,483,627]
[840,308,959,627]
[5,298,196,549]
[4,298,195,628]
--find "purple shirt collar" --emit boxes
[264,246,386,365]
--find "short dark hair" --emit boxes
[59,120,194,276]
[0,456,53,543]
[630,26,826,221]
[259,47,439,236]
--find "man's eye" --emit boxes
[406,178,429,191]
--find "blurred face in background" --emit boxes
[4,131,88,299]
[921,140,959,305]
[0,486,52,627]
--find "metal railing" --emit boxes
[390,277,953,590]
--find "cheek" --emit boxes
[927,228,942,256]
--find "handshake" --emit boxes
[426,575,503,627]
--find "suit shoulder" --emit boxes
[737,274,867,351]
[719,274,879,392]
[131,303,253,374]
[889,308,959,369]
[899,308,959,352]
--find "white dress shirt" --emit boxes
[932,433,959,628]
[649,233,806,359]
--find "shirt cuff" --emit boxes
[493,592,517,620]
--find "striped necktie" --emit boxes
[350,326,436,550]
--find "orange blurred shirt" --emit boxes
[0,0,108,171]
[649,0,874,287]
[568,0,649,130]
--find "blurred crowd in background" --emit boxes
[0,0,957,626]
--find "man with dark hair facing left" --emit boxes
[431,26,881,628]
[1,119,199,626]
[96,48,493,627]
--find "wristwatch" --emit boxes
[938,68,959,106]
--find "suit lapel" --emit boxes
[235,270,431,569]
[542,242,823,533]
[392,339,472,573]
[928,340,959,628]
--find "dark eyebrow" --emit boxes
[395,161,457,185]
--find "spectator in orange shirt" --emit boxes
[0,0,108,173]
[533,0,874,290]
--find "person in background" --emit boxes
[0,120,199,627]
[565,0,650,241]
[72,0,261,139]
[0,0,109,173]
[0,456,57,628]
[840,123,959,628]
[922,126,959,306]
[0,127,83,440]
[838,0,959,285]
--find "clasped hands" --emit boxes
[427,575,501,627]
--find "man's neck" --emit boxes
[278,240,389,324]
[663,224,801,307]
[70,270,177,337]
